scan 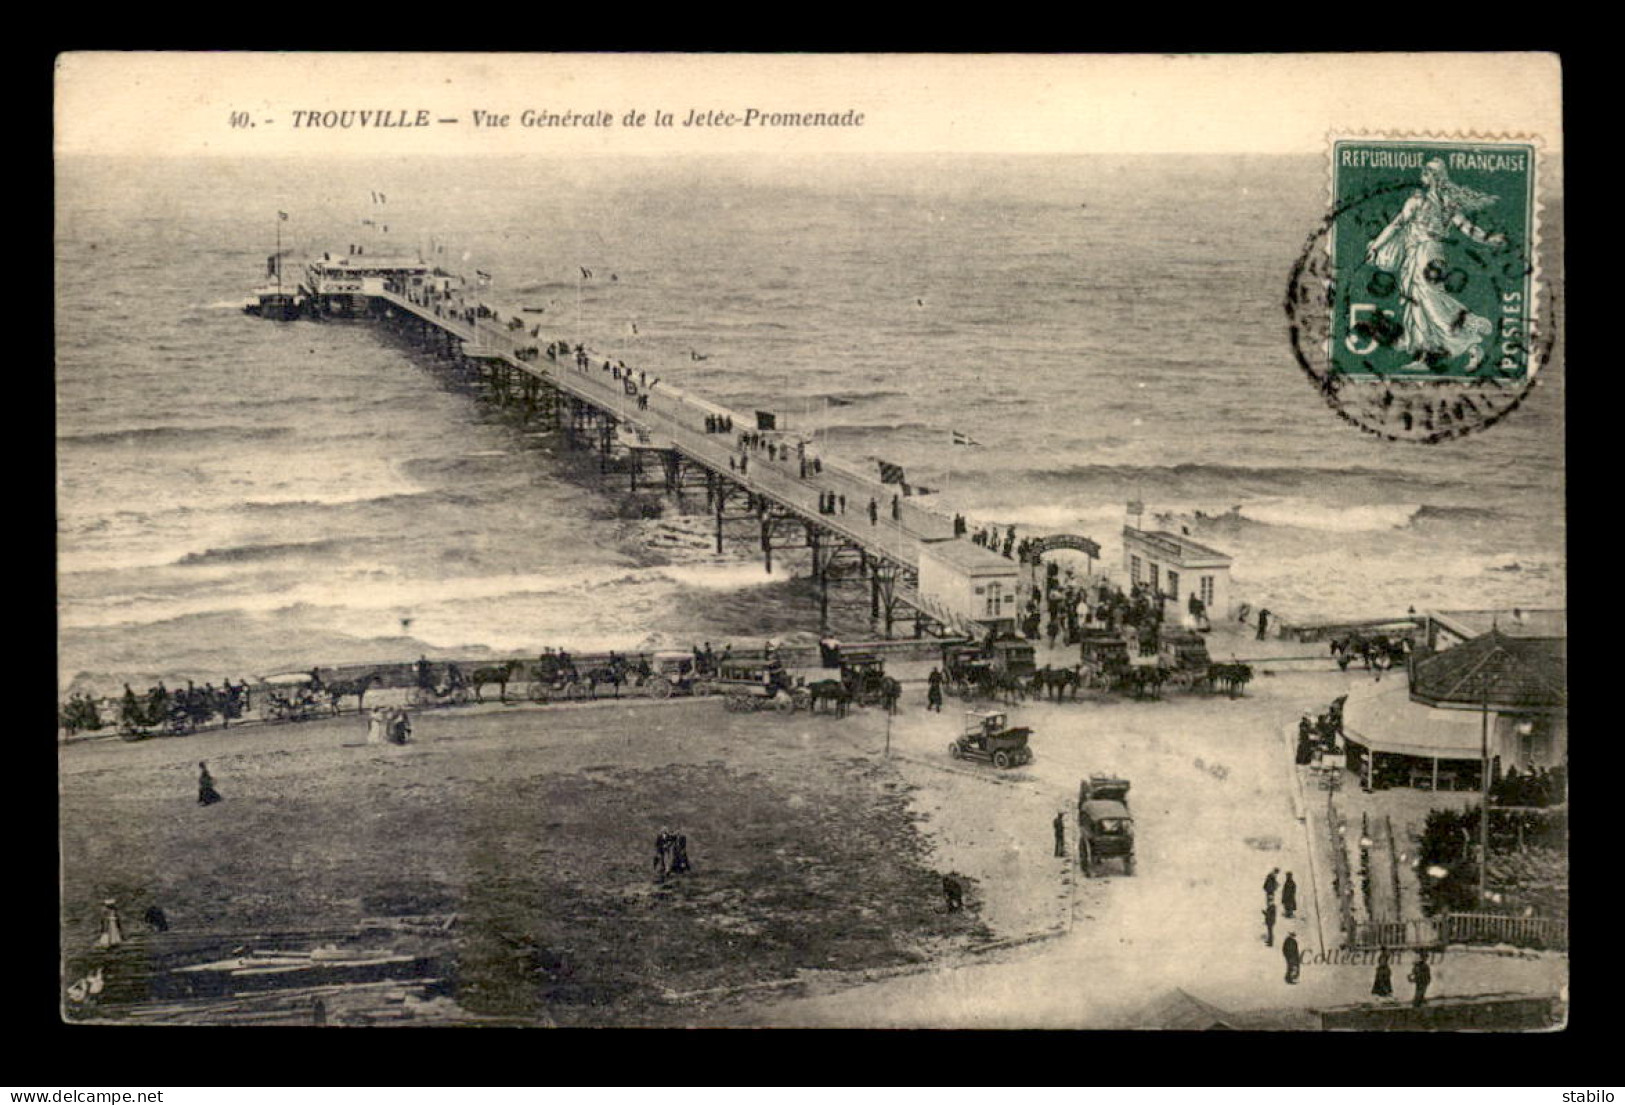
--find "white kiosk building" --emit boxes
[1121,502,1234,621]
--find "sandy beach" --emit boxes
[59,622,1564,1027]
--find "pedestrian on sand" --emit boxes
[1372,948,1394,999]
[1281,872,1298,919]
[197,762,222,806]
[1408,951,1431,1006]
[1282,932,1301,984]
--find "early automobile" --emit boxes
[949,710,1034,769]
[1077,774,1135,876]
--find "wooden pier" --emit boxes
[364,286,992,639]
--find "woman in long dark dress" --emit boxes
[1372,948,1394,998]
[197,761,223,806]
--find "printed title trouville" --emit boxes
[287,107,866,129]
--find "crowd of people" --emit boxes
[1491,763,1567,808]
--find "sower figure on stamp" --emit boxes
[1364,159,1506,373]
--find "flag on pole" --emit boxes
[877,460,906,485]
[756,411,777,431]
[951,429,981,447]
[278,211,289,221]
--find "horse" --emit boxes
[323,672,381,715]
[1122,666,1167,700]
[584,663,626,699]
[470,660,524,703]
[990,670,1027,706]
[1206,662,1254,698]
[878,676,902,716]
[807,679,850,719]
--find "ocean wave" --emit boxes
[1023,461,1464,494]
[57,559,782,631]
[823,389,908,406]
[175,538,350,567]
[1229,499,1423,534]
[59,425,293,448]
[1409,504,1508,525]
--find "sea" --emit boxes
[55,154,1566,693]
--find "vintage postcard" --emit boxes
[55,52,1565,1030]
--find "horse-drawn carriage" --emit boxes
[949,710,1035,769]
[839,649,892,709]
[942,637,1034,703]
[639,651,704,699]
[714,658,801,713]
[410,661,475,707]
[1078,774,1135,876]
[1078,630,1132,689]
[259,672,329,722]
[1157,630,1213,689]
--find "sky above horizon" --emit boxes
[56,53,1563,159]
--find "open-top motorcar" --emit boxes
[949,710,1034,769]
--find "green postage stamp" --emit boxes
[1287,134,1553,443]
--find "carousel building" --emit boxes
[1340,618,1567,793]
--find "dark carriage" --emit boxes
[839,649,889,707]
[1078,630,1132,689]
[1158,631,1213,690]
[715,658,801,713]
[1078,774,1135,876]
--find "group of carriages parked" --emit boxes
[938,629,1254,706]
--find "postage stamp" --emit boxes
[1287,134,1554,443]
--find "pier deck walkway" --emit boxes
[376,288,981,636]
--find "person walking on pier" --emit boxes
[868,498,878,526]
[838,494,846,514]
[891,495,901,521]
[1053,810,1066,857]
[1281,872,1299,919]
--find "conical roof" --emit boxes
[1409,629,1566,710]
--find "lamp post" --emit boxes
[1479,669,1491,904]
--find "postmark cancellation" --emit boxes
[1288,133,1554,443]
